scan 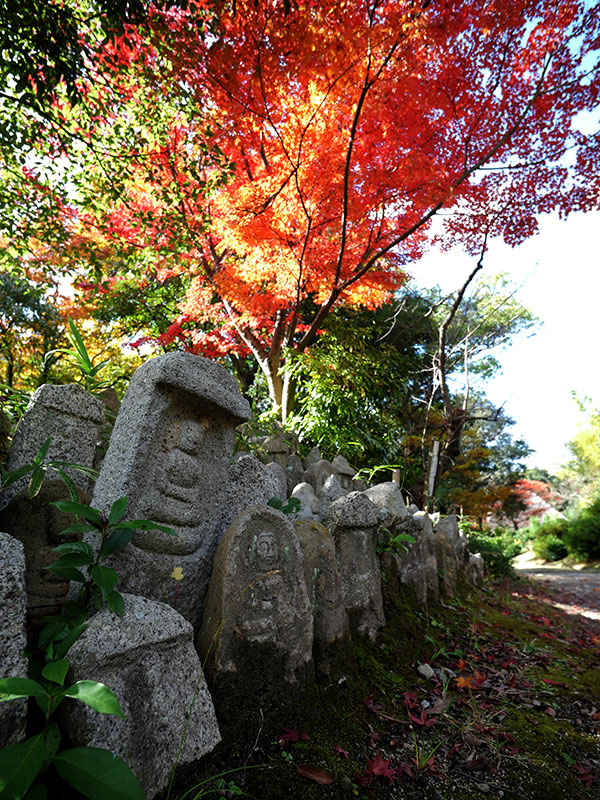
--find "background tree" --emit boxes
[42,0,600,418]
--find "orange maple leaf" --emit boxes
[455,676,473,690]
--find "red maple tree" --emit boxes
[65,0,599,415]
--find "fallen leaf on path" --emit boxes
[296,765,334,785]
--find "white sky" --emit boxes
[411,210,600,474]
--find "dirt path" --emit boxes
[514,550,600,622]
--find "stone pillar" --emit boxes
[91,353,250,629]
[62,594,220,800]
[0,533,28,748]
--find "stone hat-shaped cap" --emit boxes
[133,352,251,423]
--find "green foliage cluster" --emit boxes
[463,522,522,577]
[519,498,600,563]
[0,494,165,798]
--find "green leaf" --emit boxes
[54,468,80,502]
[53,747,145,800]
[0,735,45,800]
[108,497,127,526]
[62,681,124,717]
[48,552,93,569]
[41,660,69,686]
[0,464,33,490]
[37,620,68,651]
[0,677,49,702]
[52,541,95,560]
[51,501,102,525]
[43,722,61,762]
[33,438,52,466]
[119,520,177,535]
[46,565,86,583]
[54,623,88,660]
[100,528,131,556]
[90,566,118,600]
[106,591,124,616]
[27,467,46,499]
[58,522,99,535]
[267,497,283,510]
[67,318,92,370]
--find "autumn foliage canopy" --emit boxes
[43,0,600,414]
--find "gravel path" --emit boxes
[514,551,600,622]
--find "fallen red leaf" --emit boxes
[365,749,397,782]
[279,728,310,745]
[296,765,334,785]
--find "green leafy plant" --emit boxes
[0,496,177,799]
[0,436,98,502]
[267,496,301,515]
[377,530,416,556]
[44,318,112,394]
[0,675,144,800]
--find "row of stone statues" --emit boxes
[0,353,483,798]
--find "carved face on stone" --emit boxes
[131,382,238,554]
[255,530,280,571]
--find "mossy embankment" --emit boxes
[163,568,600,800]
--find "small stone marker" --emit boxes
[199,505,313,692]
[219,454,281,532]
[263,433,289,469]
[295,520,350,671]
[91,353,250,628]
[305,459,335,493]
[434,516,459,597]
[62,594,220,800]
[364,482,409,526]
[0,532,28,748]
[331,455,356,490]
[0,482,87,630]
[323,493,385,640]
[318,473,346,518]
[0,383,104,510]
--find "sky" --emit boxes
[411,209,600,474]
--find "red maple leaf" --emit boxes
[278,728,310,746]
[365,750,397,783]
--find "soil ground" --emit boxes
[164,560,600,800]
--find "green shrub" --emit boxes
[467,532,521,577]
[563,495,600,560]
[532,533,568,562]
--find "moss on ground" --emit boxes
[161,574,600,800]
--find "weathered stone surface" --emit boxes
[331,455,356,490]
[305,459,335,493]
[468,552,485,586]
[265,461,288,501]
[455,534,471,577]
[323,492,380,532]
[0,532,27,747]
[435,526,457,598]
[263,433,289,469]
[0,384,104,510]
[364,482,409,526]
[318,474,346,518]
[290,482,319,520]
[435,514,459,543]
[199,506,313,688]
[91,353,250,628]
[0,481,86,630]
[395,511,439,604]
[285,454,305,495]
[384,535,429,607]
[295,520,349,670]
[303,446,321,470]
[324,494,384,640]
[62,594,220,800]
[220,454,281,530]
